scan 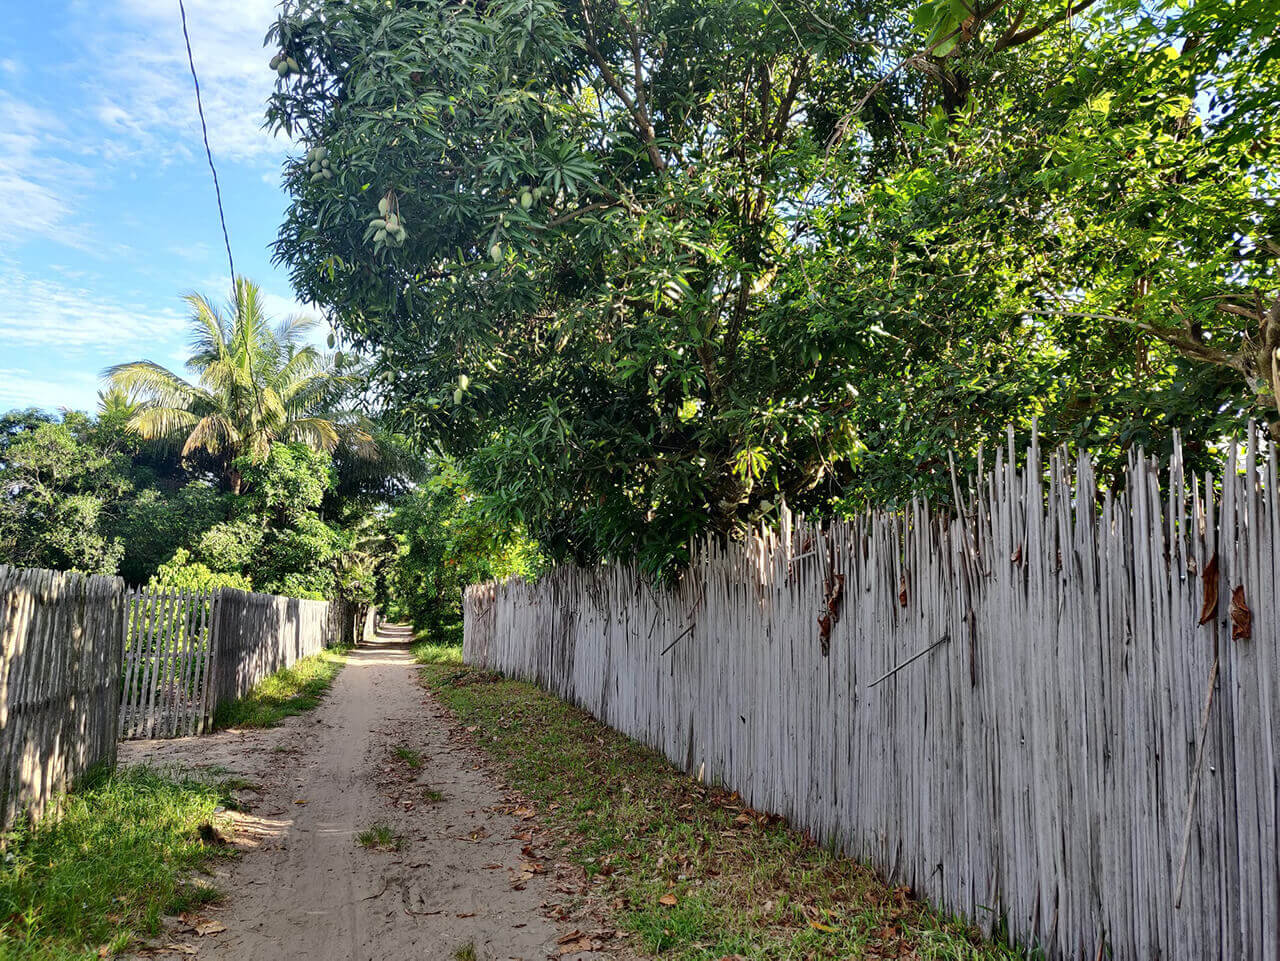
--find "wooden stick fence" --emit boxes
[119,589,219,739]
[208,588,334,707]
[464,428,1279,961]
[0,571,359,824]
[0,566,126,827]
[119,587,342,739]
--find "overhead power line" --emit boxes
[177,0,237,289]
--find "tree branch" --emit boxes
[580,1,666,172]
[991,0,1105,52]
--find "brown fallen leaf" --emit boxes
[520,861,547,874]
[194,921,226,936]
[557,939,593,955]
[1198,553,1220,624]
[556,931,585,945]
[160,945,198,956]
[658,893,678,907]
[1230,585,1252,640]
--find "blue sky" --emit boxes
[0,0,315,414]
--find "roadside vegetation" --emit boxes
[410,640,464,666]
[0,767,234,961]
[213,647,348,729]
[271,0,1280,576]
[418,658,1023,960]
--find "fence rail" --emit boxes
[464,427,1279,961]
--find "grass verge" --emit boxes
[410,639,463,665]
[417,655,1024,961]
[213,646,348,729]
[0,766,235,960]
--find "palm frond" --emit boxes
[274,313,320,352]
[130,406,201,441]
[183,293,230,367]
[102,361,207,410]
[181,413,239,458]
[283,417,341,452]
[277,348,327,397]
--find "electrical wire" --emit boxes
[177,0,237,289]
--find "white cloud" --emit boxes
[0,262,184,352]
[0,368,102,413]
[84,0,292,166]
[0,94,93,246]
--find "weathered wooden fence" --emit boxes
[118,587,349,739]
[464,429,1279,961]
[119,589,217,739]
[208,588,334,706]
[0,566,126,826]
[1,571,358,823]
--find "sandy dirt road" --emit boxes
[121,632,616,961]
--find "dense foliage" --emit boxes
[104,278,375,495]
[268,0,1280,570]
[383,464,541,639]
[2,280,427,600]
[0,409,217,578]
[0,406,375,599]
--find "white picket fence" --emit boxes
[464,427,1279,961]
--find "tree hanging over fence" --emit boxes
[267,0,1280,571]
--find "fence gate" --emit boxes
[119,588,218,739]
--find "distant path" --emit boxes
[122,626,606,960]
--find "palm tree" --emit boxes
[104,278,374,494]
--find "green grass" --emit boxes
[422,787,445,804]
[0,766,236,960]
[418,663,1030,961]
[410,640,463,666]
[355,824,400,851]
[453,941,476,961]
[391,746,424,769]
[213,647,348,729]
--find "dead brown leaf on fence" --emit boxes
[1198,553,1219,625]
[1229,586,1251,641]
